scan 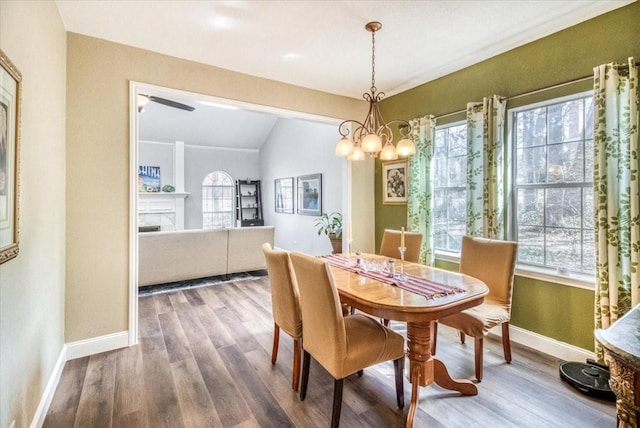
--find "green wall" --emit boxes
[377,2,640,351]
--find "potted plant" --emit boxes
[315,212,343,254]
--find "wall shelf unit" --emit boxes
[235,180,264,227]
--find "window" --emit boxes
[512,93,595,274]
[433,122,468,253]
[202,171,234,228]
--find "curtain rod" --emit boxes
[435,60,640,120]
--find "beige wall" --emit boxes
[65,33,367,341]
[0,2,67,428]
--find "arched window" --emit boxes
[202,171,234,228]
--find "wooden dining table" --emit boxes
[325,253,489,428]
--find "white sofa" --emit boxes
[138,226,274,287]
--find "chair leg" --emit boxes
[271,323,280,365]
[460,331,466,344]
[474,337,483,382]
[356,369,364,377]
[300,351,311,401]
[431,322,438,355]
[331,378,344,428]
[382,319,390,327]
[502,322,512,363]
[292,338,301,391]
[393,357,405,409]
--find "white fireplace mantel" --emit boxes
[138,192,189,231]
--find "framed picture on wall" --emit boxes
[382,161,408,205]
[138,165,161,192]
[274,177,294,214]
[0,50,22,265]
[297,173,322,216]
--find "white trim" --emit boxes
[435,253,595,291]
[185,143,260,153]
[487,324,594,362]
[129,80,345,346]
[65,331,130,361]
[514,265,595,290]
[29,345,67,428]
[129,82,139,346]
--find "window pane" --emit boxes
[434,122,468,254]
[545,228,581,270]
[434,131,446,157]
[513,93,594,274]
[434,156,448,187]
[516,146,546,184]
[448,127,467,157]
[585,98,594,139]
[448,156,466,187]
[545,188,581,228]
[517,226,544,265]
[202,171,234,228]
[517,188,544,226]
[547,142,584,183]
[516,108,546,148]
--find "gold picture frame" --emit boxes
[0,50,22,264]
[382,160,408,205]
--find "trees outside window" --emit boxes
[433,122,467,253]
[512,93,595,273]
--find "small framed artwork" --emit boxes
[382,161,408,205]
[297,173,322,216]
[274,177,294,214]
[0,50,22,264]
[138,165,161,192]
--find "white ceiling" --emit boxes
[54,0,633,148]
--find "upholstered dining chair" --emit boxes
[379,229,423,263]
[289,252,405,428]
[262,243,302,391]
[431,236,517,382]
[379,228,423,325]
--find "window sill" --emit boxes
[435,252,595,291]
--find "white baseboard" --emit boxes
[65,330,130,360]
[29,345,67,428]
[30,331,130,427]
[488,324,594,362]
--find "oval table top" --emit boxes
[328,253,489,323]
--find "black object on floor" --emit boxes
[139,271,259,296]
[559,360,616,401]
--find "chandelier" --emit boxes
[335,22,415,161]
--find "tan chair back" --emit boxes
[262,243,302,339]
[379,229,422,263]
[289,252,347,373]
[459,236,517,312]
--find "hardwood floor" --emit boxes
[44,276,615,427]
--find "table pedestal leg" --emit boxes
[405,321,478,428]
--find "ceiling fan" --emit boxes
[137,94,195,113]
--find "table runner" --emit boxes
[321,254,465,300]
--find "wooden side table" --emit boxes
[595,304,640,428]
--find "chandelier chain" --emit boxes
[371,29,376,93]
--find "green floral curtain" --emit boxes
[594,57,640,361]
[465,96,507,239]
[407,115,436,265]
